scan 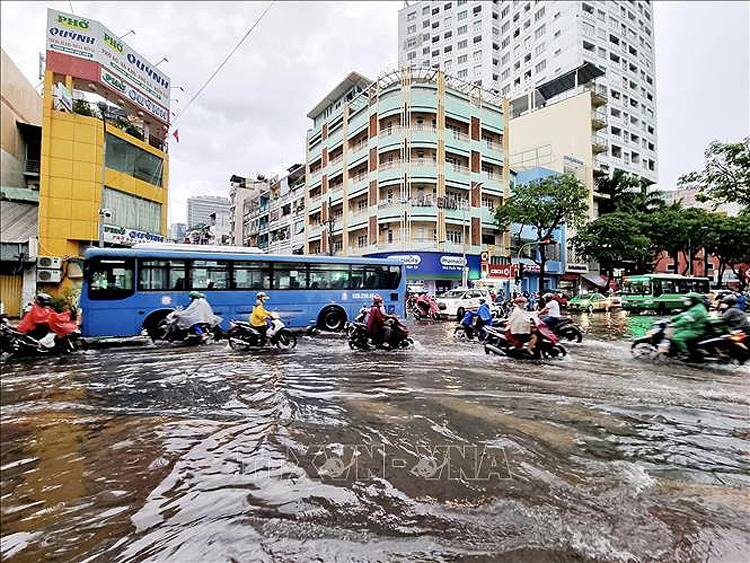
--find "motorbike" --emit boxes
[412,297,441,321]
[152,308,223,345]
[453,310,492,342]
[226,313,297,350]
[631,320,749,365]
[0,311,81,356]
[483,319,567,359]
[348,317,413,351]
[346,305,370,338]
[544,317,584,343]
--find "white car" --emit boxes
[436,288,493,321]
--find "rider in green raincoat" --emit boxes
[671,293,708,357]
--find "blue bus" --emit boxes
[79,244,406,338]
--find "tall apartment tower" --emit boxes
[186,195,231,228]
[398,0,658,183]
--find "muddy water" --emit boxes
[1,312,748,562]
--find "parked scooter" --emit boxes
[483,318,567,359]
[226,313,297,350]
[348,317,413,350]
[412,295,441,321]
[631,320,749,365]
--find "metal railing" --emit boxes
[24,159,40,175]
[378,160,402,170]
[378,125,402,138]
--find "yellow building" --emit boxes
[38,70,169,260]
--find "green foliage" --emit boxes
[596,169,665,215]
[572,213,653,276]
[494,173,589,238]
[47,288,80,314]
[72,98,93,117]
[679,137,750,215]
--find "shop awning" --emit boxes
[581,273,607,287]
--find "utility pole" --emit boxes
[325,197,335,256]
[96,101,108,247]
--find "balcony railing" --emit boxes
[447,129,471,142]
[447,162,471,175]
[24,159,40,175]
[378,160,402,171]
[378,125,402,138]
[592,134,609,153]
[329,154,343,167]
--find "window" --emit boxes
[407,51,417,61]
[535,24,545,39]
[407,11,416,21]
[457,69,468,78]
[102,187,162,233]
[407,24,416,34]
[444,45,452,53]
[473,49,482,61]
[458,39,468,49]
[446,229,463,243]
[138,259,187,290]
[458,54,468,64]
[458,24,467,34]
[88,257,135,300]
[423,6,429,15]
[190,260,230,290]
[535,42,545,55]
[501,52,509,64]
[473,65,482,76]
[535,59,546,73]
[234,261,271,289]
[444,16,451,26]
[535,6,545,21]
[105,133,164,185]
[473,34,482,43]
[458,10,467,20]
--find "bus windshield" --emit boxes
[621,280,651,295]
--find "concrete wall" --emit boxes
[1,48,42,187]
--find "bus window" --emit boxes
[234,261,270,290]
[88,257,135,300]
[357,265,397,289]
[389,265,402,289]
[190,260,230,290]
[272,263,307,290]
[309,264,349,290]
[138,259,186,290]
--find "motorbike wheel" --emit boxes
[631,342,657,359]
[401,338,414,348]
[430,312,441,321]
[560,327,583,343]
[275,331,297,350]
[152,320,169,343]
[542,344,567,358]
[226,327,248,350]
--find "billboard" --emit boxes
[45,9,170,125]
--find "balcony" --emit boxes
[378,125,402,139]
[585,83,608,107]
[445,128,471,154]
[409,124,437,144]
[592,134,609,154]
[24,159,40,176]
[409,158,438,180]
[591,108,608,130]
[445,162,471,185]
[378,160,403,183]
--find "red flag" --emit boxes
[172,129,179,143]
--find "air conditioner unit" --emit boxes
[37,269,62,283]
[37,256,63,269]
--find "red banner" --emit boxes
[488,264,517,278]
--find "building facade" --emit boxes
[229,175,267,246]
[169,222,187,243]
[243,164,306,254]
[398,0,657,184]
[304,68,510,293]
[186,195,230,229]
[1,48,43,316]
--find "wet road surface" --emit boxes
[1,312,749,562]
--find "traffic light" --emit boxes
[516,263,525,282]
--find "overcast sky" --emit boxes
[2,1,748,224]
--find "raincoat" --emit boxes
[174,298,221,330]
[477,302,492,322]
[250,299,273,327]
[671,302,708,355]
[17,303,78,337]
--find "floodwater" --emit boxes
[1,311,748,562]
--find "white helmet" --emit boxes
[257,292,269,301]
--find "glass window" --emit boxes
[190,260,230,290]
[87,257,135,300]
[233,261,270,290]
[138,259,186,290]
[272,263,307,290]
[105,133,164,186]
[102,187,162,234]
[351,265,400,289]
[309,264,350,290]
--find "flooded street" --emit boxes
[2,311,749,562]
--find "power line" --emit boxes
[68,1,74,13]
[172,2,274,126]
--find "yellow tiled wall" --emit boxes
[38,71,169,259]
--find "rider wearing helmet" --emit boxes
[507,296,533,351]
[671,292,708,359]
[538,292,561,328]
[250,292,274,342]
[35,293,53,307]
[719,294,750,333]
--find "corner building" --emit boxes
[304,69,510,292]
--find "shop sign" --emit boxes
[488,264,517,278]
[46,8,171,124]
[103,224,165,246]
[566,263,589,273]
[372,251,480,278]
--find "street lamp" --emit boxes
[96,101,109,247]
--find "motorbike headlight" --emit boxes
[731,333,745,343]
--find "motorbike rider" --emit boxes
[671,292,708,359]
[474,297,493,339]
[17,292,78,347]
[719,295,750,333]
[538,293,562,329]
[250,291,274,343]
[506,296,534,352]
[367,294,395,348]
[416,291,432,317]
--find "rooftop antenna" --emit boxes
[155,57,168,67]
[119,29,135,40]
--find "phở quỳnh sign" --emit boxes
[103,225,165,246]
[45,9,170,125]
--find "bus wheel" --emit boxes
[319,306,346,332]
[657,303,667,316]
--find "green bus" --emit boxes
[621,274,710,314]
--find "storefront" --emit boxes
[365,251,481,295]
[511,258,563,294]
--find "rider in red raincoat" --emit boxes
[17,294,78,338]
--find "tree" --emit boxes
[679,137,750,215]
[596,169,665,215]
[712,215,750,291]
[572,213,653,288]
[495,173,589,291]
